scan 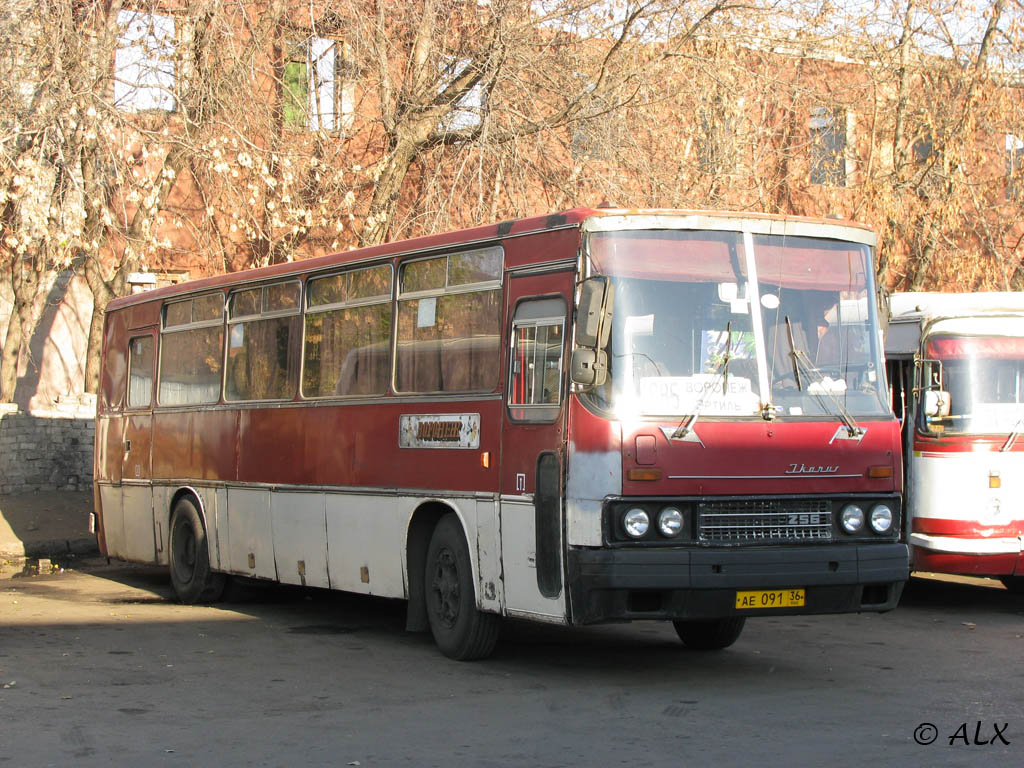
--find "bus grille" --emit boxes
[697,499,833,543]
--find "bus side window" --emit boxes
[303,265,393,398]
[158,294,225,406]
[127,335,155,409]
[225,282,301,402]
[508,297,567,423]
[395,248,503,394]
[100,314,128,414]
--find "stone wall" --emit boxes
[0,396,96,494]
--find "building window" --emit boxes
[571,110,623,162]
[910,131,947,199]
[912,135,933,164]
[809,106,847,186]
[438,57,485,132]
[283,37,351,132]
[1007,134,1023,201]
[114,10,177,112]
[698,98,738,176]
[570,80,623,161]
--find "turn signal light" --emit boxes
[867,465,893,479]
[990,471,1001,489]
[627,468,662,481]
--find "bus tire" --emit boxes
[169,497,225,605]
[1000,576,1024,594]
[425,514,500,660]
[673,617,746,650]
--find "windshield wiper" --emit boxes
[1001,414,1024,451]
[784,316,863,439]
[785,317,802,391]
[721,321,732,395]
[672,322,732,439]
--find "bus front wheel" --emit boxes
[425,514,500,660]
[673,617,746,650]
[168,497,225,604]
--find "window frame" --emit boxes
[157,292,226,407]
[437,56,486,133]
[283,35,350,132]
[114,9,179,113]
[301,263,395,399]
[126,334,156,410]
[809,105,848,187]
[394,246,504,395]
[1006,133,1023,202]
[224,280,302,403]
[697,96,738,176]
[507,297,568,424]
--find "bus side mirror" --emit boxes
[571,277,614,388]
[575,277,613,348]
[876,284,891,334]
[923,389,950,419]
[570,348,608,387]
[918,357,943,391]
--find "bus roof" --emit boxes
[889,291,1024,322]
[886,292,1024,356]
[106,207,876,312]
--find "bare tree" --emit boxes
[853,0,1021,290]
[330,0,748,246]
[2,0,364,395]
[6,0,1024,405]
[0,0,90,401]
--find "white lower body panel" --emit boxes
[123,482,560,619]
[98,483,155,564]
[499,498,565,622]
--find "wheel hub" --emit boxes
[430,547,460,628]
[172,525,197,585]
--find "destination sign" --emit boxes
[400,413,481,449]
[639,375,760,416]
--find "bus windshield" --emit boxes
[924,335,1024,435]
[586,228,889,420]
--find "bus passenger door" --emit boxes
[117,330,157,563]
[500,273,574,620]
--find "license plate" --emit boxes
[735,588,805,609]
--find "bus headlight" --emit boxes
[657,507,684,537]
[869,504,894,534]
[623,508,650,538]
[840,504,865,533]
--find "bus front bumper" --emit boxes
[566,543,909,624]
[909,533,1024,576]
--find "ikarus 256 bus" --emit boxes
[93,207,909,659]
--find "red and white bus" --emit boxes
[93,207,908,659]
[886,292,1024,591]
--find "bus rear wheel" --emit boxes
[169,497,225,604]
[425,514,500,660]
[673,617,746,650]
